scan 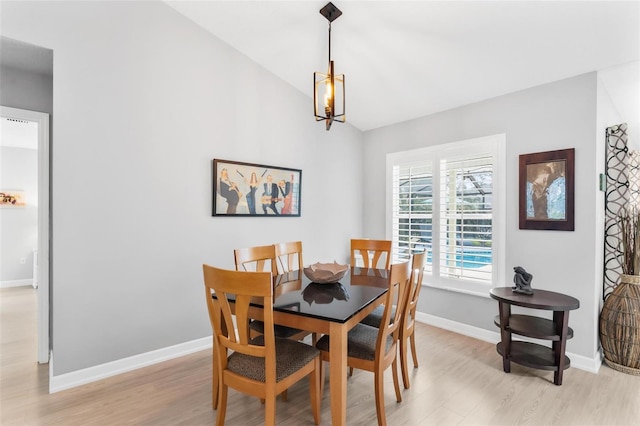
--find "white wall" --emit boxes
[1,1,363,376]
[0,147,38,284]
[363,73,599,360]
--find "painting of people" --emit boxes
[213,159,301,217]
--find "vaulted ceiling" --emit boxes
[1,1,638,141]
[166,0,639,133]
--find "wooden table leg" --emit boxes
[498,301,512,373]
[329,322,348,426]
[552,310,569,385]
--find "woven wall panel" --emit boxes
[604,123,629,299]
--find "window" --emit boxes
[387,135,505,296]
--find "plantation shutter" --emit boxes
[438,154,493,283]
[391,161,434,269]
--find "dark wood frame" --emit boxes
[519,148,575,231]
[213,159,302,217]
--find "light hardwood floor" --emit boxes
[2,286,639,425]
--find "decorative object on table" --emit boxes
[600,206,640,375]
[212,159,301,217]
[303,261,349,283]
[0,189,26,208]
[314,2,345,131]
[302,282,350,305]
[519,148,575,231]
[512,266,534,295]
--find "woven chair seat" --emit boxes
[227,336,319,383]
[360,305,397,328]
[316,323,393,361]
[249,319,305,339]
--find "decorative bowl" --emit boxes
[303,262,349,284]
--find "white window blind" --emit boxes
[391,161,434,271]
[387,135,505,296]
[439,155,493,283]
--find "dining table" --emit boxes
[213,266,389,426]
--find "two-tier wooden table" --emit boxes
[490,287,579,385]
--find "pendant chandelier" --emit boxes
[314,2,345,131]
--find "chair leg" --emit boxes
[410,332,419,368]
[212,352,219,409]
[391,357,402,403]
[265,396,276,426]
[348,367,354,377]
[310,357,321,425]
[374,369,387,426]
[399,336,410,389]
[319,359,326,398]
[216,384,228,425]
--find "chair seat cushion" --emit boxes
[249,320,305,339]
[227,336,319,383]
[315,323,393,361]
[360,305,396,328]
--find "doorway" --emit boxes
[0,106,50,364]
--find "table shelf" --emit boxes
[496,341,571,371]
[493,314,574,341]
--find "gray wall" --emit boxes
[363,73,600,359]
[0,147,38,283]
[1,1,364,376]
[0,65,53,114]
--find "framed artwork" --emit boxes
[0,190,26,208]
[519,148,575,231]
[213,159,301,217]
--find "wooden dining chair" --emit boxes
[234,245,278,275]
[275,240,320,345]
[234,245,309,341]
[350,239,392,270]
[398,253,426,388]
[315,261,411,426]
[274,241,304,274]
[359,252,426,389]
[203,264,321,426]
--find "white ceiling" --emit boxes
[166,0,640,132]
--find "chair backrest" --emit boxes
[274,269,303,297]
[234,245,277,274]
[350,239,392,270]
[202,264,276,381]
[377,261,411,358]
[404,252,426,328]
[274,241,304,274]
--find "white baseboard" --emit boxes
[0,279,33,288]
[49,336,212,394]
[48,314,603,394]
[415,312,602,374]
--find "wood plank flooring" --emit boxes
[2,286,639,425]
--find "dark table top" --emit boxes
[490,287,579,311]
[255,267,389,324]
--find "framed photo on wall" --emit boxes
[0,190,26,208]
[519,148,575,231]
[213,159,302,217]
